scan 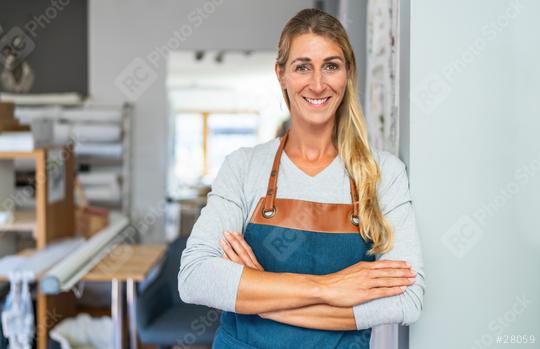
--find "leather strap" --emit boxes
[349,173,359,219]
[263,130,289,215]
[263,130,359,225]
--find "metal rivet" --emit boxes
[262,207,276,219]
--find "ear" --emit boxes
[275,63,286,90]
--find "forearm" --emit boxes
[235,267,324,314]
[261,304,356,331]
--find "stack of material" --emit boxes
[77,171,121,206]
[15,106,124,159]
[0,102,31,152]
[0,92,83,106]
[0,102,55,151]
[12,104,129,212]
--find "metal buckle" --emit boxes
[350,213,360,226]
[262,207,276,219]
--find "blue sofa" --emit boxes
[136,236,220,348]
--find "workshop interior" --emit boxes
[0,1,539,349]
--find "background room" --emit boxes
[0,1,539,349]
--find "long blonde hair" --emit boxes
[276,8,393,255]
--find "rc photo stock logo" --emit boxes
[262,227,307,263]
[0,26,36,68]
[113,0,225,101]
[442,152,540,259]
[441,215,484,259]
[410,72,453,115]
[114,57,158,101]
[411,0,523,115]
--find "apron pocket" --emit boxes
[212,326,260,349]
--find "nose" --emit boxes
[308,71,325,95]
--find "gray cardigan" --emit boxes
[178,137,425,330]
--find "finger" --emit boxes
[367,277,416,288]
[224,233,258,269]
[230,232,264,270]
[366,286,407,301]
[221,239,237,261]
[220,239,242,264]
[365,260,411,269]
[226,232,264,271]
[369,268,417,278]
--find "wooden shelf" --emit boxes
[0,149,43,159]
[0,144,76,349]
[0,210,36,233]
[0,145,68,159]
[76,157,123,166]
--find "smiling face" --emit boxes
[276,33,349,127]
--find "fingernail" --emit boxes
[400,286,407,291]
[408,278,416,282]
[224,231,230,236]
[411,269,417,275]
[405,262,411,267]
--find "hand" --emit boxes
[316,260,417,307]
[220,231,264,271]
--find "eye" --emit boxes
[324,62,340,71]
[294,64,311,72]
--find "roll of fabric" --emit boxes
[40,214,129,294]
[75,143,123,158]
[84,185,121,202]
[72,124,121,142]
[77,172,119,187]
[62,109,122,122]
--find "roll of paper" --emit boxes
[40,214,129,294]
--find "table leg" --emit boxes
[112,279,124,349]
[127,279,138,349]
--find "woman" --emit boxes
[179,8,425,349]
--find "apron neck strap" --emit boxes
[263,130,289,215]
[262,130,360,223]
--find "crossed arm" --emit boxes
[178,149,425,331]
[220,231,416,331]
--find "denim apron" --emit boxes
[212,131,374,349]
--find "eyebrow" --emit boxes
[290,56,344,65]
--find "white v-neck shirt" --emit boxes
[178,137,425,330]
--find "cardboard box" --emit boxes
[0,102,15,119]
[75,206,110,239]
[0,102,30,131]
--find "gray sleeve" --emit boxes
[177,149,247,312]
[352,153,426,329]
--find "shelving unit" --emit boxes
[12,103,133,217]
[0,210,36,233]
[0,145,77,349]
[72,104,133,216]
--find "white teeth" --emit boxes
[305,97,329,105]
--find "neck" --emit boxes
[285,118,337,162]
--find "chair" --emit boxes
[136,236,220,348]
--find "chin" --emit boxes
[298,111,335,126]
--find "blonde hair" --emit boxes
[276,8,393,255]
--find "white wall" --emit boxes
[89,0,312,241]
[406,0,540,348]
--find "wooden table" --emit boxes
[83,244,167,349]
